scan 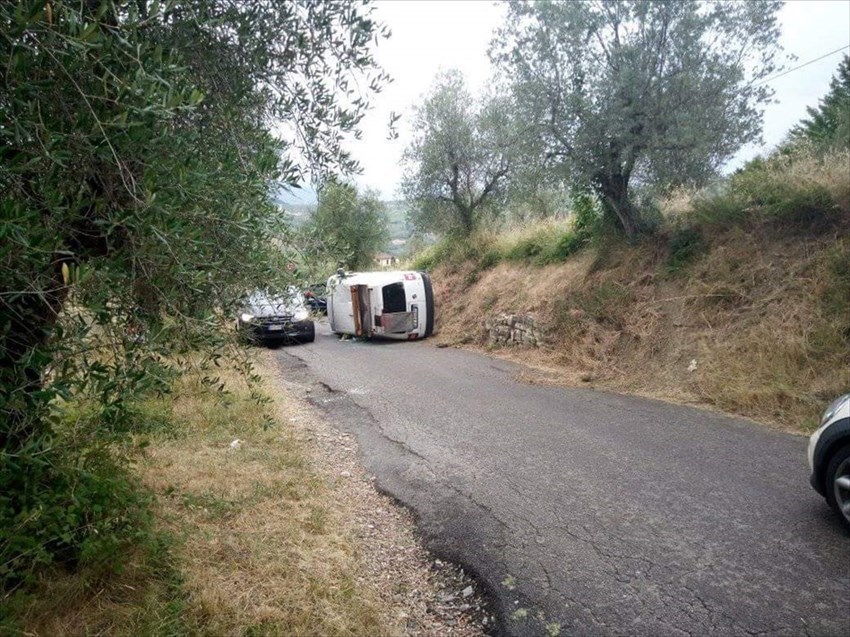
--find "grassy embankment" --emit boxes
[414,150,850,432]
[4,355,412,636]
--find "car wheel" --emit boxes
[300,322,315,343]
[825,444,850,528]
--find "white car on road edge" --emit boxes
[809,393,850,528]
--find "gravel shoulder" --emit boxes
[258,352,492,635]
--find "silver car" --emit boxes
[236,288,315,345]
[808,394,850,528]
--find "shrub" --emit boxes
[410,240,452,271]
[730,159,842,229]
[411,233,492,272]
[690,150,848,232]
[0,438,153,588]
[504,234,545,261]
[478,248,501,270]
[691,190,748,227]
[571,189,602,238]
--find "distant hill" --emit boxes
[278,203,316,228]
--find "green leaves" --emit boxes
[1,0,388,588]
[790,54,850,151]
[492,0,785,237]
[307,181,390,271]
[402,70,516,236]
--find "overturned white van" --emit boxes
[327,270,434,340]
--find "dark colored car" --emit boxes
[236,288,315,345]
[304,282,328,314]
[809,393,850,528]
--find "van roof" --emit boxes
[332,271,421,286]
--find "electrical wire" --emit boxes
[754,45,850,86]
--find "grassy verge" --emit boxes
[4,357,395,636]
[427,149,850,432]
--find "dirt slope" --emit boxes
[431,227,850,432]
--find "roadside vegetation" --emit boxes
[299,181,391,275]
[409,52,850,431]
[0,0,393,623]
[2,356,444,635]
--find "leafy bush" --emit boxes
[411,238,460,271]
[476,248,499,270]
[0,437,152,588]
[571,189,603,239]
[410,232,492,272]
[691,189,748,227]
[504,234,545,261]
[730,159,842,229]
[1,0,387,592]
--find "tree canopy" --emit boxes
[402,70,517,235]
[790,54,850,150]
[491,0,784,238]
[309,182,389,271]
[1,0,387,584]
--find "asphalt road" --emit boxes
[273,323,849,637]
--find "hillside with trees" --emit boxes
[408,50,850,431]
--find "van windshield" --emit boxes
[382,282,406,313]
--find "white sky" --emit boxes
[295,0,850,202]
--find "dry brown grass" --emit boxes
[11,353,487,636]
[433,222,850,432]
[769,148,850,210]
[146,361,406,636]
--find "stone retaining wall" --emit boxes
[484,314,539,347]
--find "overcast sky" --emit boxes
[288,0,850,203]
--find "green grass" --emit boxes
[411,219,592,274]
[691,149,849,233]
[666,227,706,273]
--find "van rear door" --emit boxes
[380,282,417,334]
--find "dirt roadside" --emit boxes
[257,352,492,636]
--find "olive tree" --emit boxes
[0,0,387,583]
[491,0,784,238]
[309,182,390,270]
[402,70,517,236]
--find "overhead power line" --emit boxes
[754,45,850,86]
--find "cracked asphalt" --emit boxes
[273,323,850,636]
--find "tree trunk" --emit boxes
[458,204,475,235]
[596,171,641,240]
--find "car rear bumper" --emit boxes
[246,320,313,342]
